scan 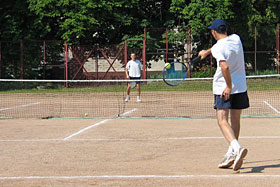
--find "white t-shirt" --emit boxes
[126,60,143,77]
[211,34,247,95]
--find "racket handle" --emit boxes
[192,56,201,63]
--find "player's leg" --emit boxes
[219,109,242,168]
[125,83,131,102]
[230,93,249,171]
[231,109,247,171]
[136,83,141,102]
[216,109,238,168]
[230,109,242,139]
[215,94,237,168]
[216,108,236,143]
[216,108,247,170]
[230,91,249,139]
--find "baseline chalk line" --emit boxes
[1,174,280,180]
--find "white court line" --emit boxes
[69,136,280,142]
[63,108,137,141]
[1,136,280,142]
[0,102,41,111]
[63,119,111,141]
[1,174,280,180]
[264,101,280,115]
[119,108,137,116]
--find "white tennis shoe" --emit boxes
[125,96,130,102]
[233,148,248,171]
[218,153,236,168]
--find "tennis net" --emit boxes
[0,75,279,119]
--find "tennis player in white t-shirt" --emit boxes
[125,53,143,102]
[199,19,249,171]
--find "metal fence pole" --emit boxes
[277,24,279,74]
[43,40,46,79]
[0,41,1,78]
[143,39,146,79]
[64,41,68,88]
[254,26,257,75]
[20,40,24,79]
[166,28,168,64]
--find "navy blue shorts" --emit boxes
[129,76,141,84]
[214,91,250,109]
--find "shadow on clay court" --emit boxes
[243,159,280,173]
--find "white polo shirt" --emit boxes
[211,34,247,95]
[126,60,143,77]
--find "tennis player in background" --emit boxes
[125,53,143,102]
[198,19,250,171]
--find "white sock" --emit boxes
[127,95,130,98]
[226,145,234,156]
[137,96,140,100]
[230,139,242,154]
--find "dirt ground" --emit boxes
[0,118,280,186]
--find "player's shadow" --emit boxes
[242,159,280,173]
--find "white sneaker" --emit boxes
[125,96,130,102]
[218,153,236,168]
[137,96,141,102]
[233,148,248,171]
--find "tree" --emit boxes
[170,0,280,71]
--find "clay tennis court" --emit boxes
[0,117,280,186]
[1,90,279,118]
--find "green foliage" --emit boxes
[191,65,216,78]
[148,73,163,79]
[247,69,278,76]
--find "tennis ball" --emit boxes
[84,113,88,117]
[165,63,171,69]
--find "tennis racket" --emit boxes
[162,56,201,86]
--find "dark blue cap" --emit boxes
[208,19,227,31]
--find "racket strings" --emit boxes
[163,62,188,86]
